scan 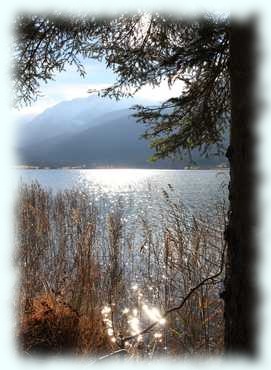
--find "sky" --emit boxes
[15,58,184,120]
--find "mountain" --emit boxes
[16,95,150,147]
[17,95,228,169]
[18,109,172,168]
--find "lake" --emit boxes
[17,168,228,294]
[18,169,229,218]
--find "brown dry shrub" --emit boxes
[19,293,79,355]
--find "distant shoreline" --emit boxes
[14,165,229,171]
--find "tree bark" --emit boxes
[224,19,257,354]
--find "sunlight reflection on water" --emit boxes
[78,169,157,193]
[18,168,229,217]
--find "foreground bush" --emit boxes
[19,293,79,354]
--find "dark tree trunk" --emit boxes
[224,20,257,354]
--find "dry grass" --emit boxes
[15,181,226,358]
[19,292,80,355]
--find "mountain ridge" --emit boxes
[16,95,228,169]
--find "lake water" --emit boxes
[18,168,228,287]
[18,169,229,218]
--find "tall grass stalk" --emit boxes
[15,182,226,357]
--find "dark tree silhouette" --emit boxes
[14,13,257,354]
[224,20,256,354]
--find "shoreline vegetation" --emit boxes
[16,181,227,358]
[14,165,229,170]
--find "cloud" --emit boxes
[135,80,184,102]
[43,82,110,101]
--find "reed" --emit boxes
[15,181,226,357]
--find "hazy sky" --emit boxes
[16,58,183,119]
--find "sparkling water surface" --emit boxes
[18,169,229,216]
